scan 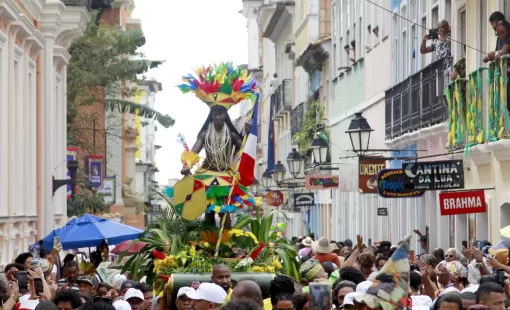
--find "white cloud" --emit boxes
[132,0,248,185]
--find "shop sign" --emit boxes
[305,175,339,190]
[377,208,388,216]
[293,193,315,208]
[266,191,284,207]
[377,169,425,198]
[359,157,386,194]
[439,190,486,216]
[402,160,464,190]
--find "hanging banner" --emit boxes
[266,191,284,207]
[439,190,486,216]
[98,176,116,206]
[338,164,358,193]
[402,160,465,190]
[293,192,315,208]
[377,169,425,198]
[88,155,104,190]
[359,157,386,194]
[66,147,78,199]
[305,175,339,190]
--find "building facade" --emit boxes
[0,0,90,265]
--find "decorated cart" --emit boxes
[120,63,301,309]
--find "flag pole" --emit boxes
[214,94,259,257]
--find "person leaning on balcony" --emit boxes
[450,46,466,81]
[484,11,507,63]
[420,20,452,74]
[484,20,510,63]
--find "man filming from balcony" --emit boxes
[420,20,452,76]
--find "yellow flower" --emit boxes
[244,232,258,244]
[271,259,283,270]
[189,246,196,257]
[265,266,275,273]
[203,242,210,247]
[153,255,178,273]
[251,266,264,273]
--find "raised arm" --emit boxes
[420,35,433,54]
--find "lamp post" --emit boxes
[310,135,329,164]
[53,160,79,198]
[261,169,273,189]
[272,161,287,186]
[345,112,373,156]
[250,179,260,194]
[286,148,304,179]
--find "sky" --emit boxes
[132,0,248,185]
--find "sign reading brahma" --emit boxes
[439,190,486,216]
[377,169,425,198]
[402,160,464,190]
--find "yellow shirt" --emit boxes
[223,289,272,310]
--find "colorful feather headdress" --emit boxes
[177,62,258,110]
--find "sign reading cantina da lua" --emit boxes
[402,160,465,190]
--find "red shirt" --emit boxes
[312,252,341,267]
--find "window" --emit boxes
[445,0,452,24]
[431,6,439,62]
[411,24,416,73]
[347,0,351,27]
[392,14,398,83]
[478,0,487,68]
[459,7,466,59]
[420,0,426,16]
[403,30,407,78]
[382,0,390,37]
[421,16,426,69]
[339,0,343,36]
[373,0,381,45]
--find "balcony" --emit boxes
[385,58,448,139]
[291,102,305,138]
[271,79,292,119]
[61,0,113,10]
[445,56,510,152]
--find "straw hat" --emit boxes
[301,237,313,247]
[312,237,335,254]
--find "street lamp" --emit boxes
[286,148,304,179]
[272,161,287,186]
[261,169,273,189]
[345,112,373,156]
[250,179,260,194]
[310,135,329,164]
[53,160,79,197]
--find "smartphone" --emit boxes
[54,236,60,246]
[16,271,28,294]
[34,278,44,295]
[462,240,468,248]
[429,28,439,39]
[309,283,332,310]
[497,268,506,287]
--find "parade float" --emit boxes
[121,63,300,305]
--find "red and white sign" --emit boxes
[439,190,486,216]
[266,191,284,207]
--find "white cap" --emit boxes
[411,296,433,310]
[124,288,144,301]
[340,292,363,308]
[113,300,132,310]
[177,287,195,298]
[186,283,227,304]
[356,281,373,294]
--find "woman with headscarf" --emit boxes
[433,261,468,299]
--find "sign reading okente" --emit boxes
[377,169,425,198]
[402,160,464,190]
[359,157,386,194]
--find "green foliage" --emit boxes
[292,101,326,155]
[67,188,109,217]
[67,14,174,151]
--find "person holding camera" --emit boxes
[420,20,452,74]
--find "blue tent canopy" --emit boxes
[41,214,143,250]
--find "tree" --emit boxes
[67,12,175,155]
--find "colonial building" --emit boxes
[0,0,90,265]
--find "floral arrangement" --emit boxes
[228,229,258,256]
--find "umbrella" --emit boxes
[41,214,143,250]
[110,240,148,255]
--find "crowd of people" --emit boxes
[1,232,510,310]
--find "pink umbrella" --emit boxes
[110,240,148,255]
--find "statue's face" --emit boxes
[268,242,276,254]
[211,108,227,128]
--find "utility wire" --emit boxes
[365,0,489,55]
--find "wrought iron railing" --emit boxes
[444,56,510,153]
[385,58,448,139]
[61,0,92,9]
[291,102,305,137]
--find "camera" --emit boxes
[429,29,439,39]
